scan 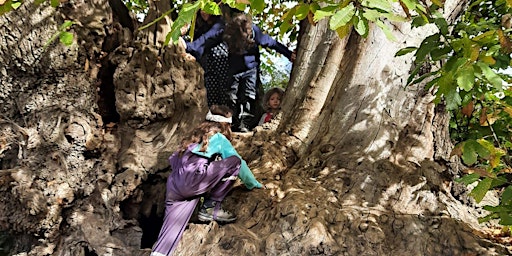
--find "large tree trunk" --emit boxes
[0,0,509,255]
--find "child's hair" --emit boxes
[223,12,255,55]
[262,87,285,112]
[179,105,233,153]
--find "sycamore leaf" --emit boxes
[469,177,492,203]
[462,139,491,165]
[476,62,504,90]
[456,66,475,91]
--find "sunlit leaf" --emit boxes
[362,9,380,22]
[399,0,416,11]
[476,62,504,90]
[375,19,395,41]
[469,177,492,203]
[353,12,368,37]
[59,32,73,46]
[329,3,355,30]
[59,20,74,30]
[313,5,337,22]
[362,0,392,13]
[203,1,221,15]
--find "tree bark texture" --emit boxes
[0,0,510,255]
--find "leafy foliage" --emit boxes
[401,0,512,225]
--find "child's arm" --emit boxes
[186,22,224,59]
[253,25,292,60]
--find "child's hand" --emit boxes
[182,53,196,62]
[290,50,297,62]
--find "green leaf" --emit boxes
[455,173,480,185]
[59,20,74,31]
[491,176,507,189]
[469,177,492,203]
[353,12,368,37]
[456,66,475,91]
[499,211,512,225]
[295,3,310,21]
[313,5,338,22]
[462,140,480,165]
[400,0,417,10]
[329,3,355,30]
[12,1,21,9]
[395,47,417,57]
[362,9,380,22]
[0,2,13,16]
[476,62,504,90]
[203,1,221,15]
[411,15,427,27]
[51,0,59,7]
[475,139,492,159]
[502,186,512,205]
[375,19,395,41]
[434,18,448,35]
[414,33,440,64]
[250,0,265,14]
[362,0,392,13]
[430,46,452,61]
[478,212,499,223]
[59,32,73,46]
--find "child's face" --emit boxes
[268,93,281,110]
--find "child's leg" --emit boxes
[199,156,241,222]
[207,155,241,201]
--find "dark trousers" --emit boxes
[228,68,264,131]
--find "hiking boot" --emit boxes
[198,204,237,223]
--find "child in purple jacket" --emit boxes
[150,105,263,256]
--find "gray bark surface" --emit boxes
[0,0,510,255]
